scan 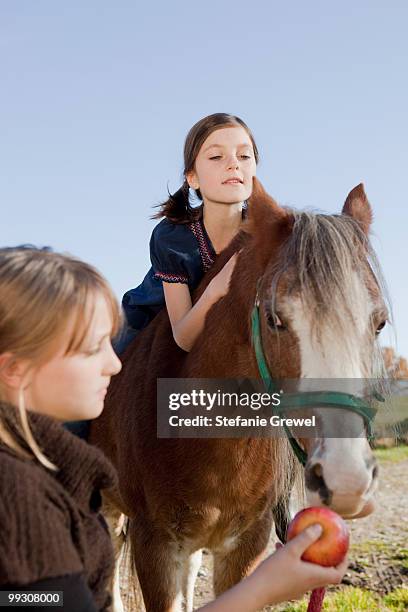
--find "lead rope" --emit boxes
[307,588,325,611]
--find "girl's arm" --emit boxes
[163,253,238,352]
[198,525,348,612]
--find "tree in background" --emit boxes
[382,347,408,378]
[379,347,408,445]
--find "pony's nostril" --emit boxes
[313,463,323,479]
[372,464,379,480]
[305,462,333,506]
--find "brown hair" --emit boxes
[0,246,121,468]
[153,113,259,223]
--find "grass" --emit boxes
[351,539,396,554]
[272,537,408,611]
[321,587,383,610]
[394,548,408,571]
[383,587,408,610]
[374,444,408,462]
[274,586,408,610]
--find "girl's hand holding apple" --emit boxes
[251,519,348,608]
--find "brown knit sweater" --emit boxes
[0,402,117,611]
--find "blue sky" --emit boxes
[1,1,407,358]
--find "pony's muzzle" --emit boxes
[304,456,378,517]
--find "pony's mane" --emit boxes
[269,210,390,378]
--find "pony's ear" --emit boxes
[245,177,292,229]
[244,177,293,266]
[342,183,373,235]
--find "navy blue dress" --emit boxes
[115,213,219,352]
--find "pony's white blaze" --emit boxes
[281,271,377,516]
[287,271,374,378]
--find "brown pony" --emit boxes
[90,178,388,612]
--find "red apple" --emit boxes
[287,507,349,567]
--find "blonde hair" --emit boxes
[0,246,121,469]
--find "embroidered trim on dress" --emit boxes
[154,271,189,284]
[188,220,215,272]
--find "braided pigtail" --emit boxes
[152,179,201,224]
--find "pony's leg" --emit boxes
[111,541,125,612]
[101,497,127,612]
[182,549,202,612]
[128,518,186,612]
[213,512,273,596]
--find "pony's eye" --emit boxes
[375,320,387,335]
[266,311,286,331]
